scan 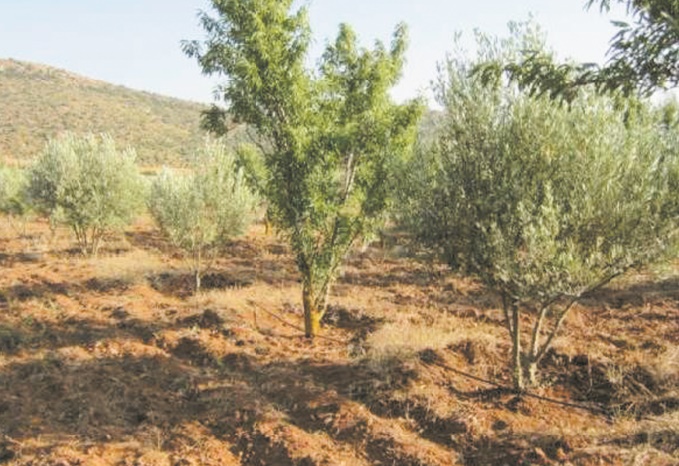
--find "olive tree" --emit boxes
[27,133,144,256]
[404,32,679,390]
[183,0,422,337]
[148,139,257,293]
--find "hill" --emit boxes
[0,58,209,166]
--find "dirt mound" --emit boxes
[179,308,226,330]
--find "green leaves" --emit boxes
[27,133,144,256]
[0,165,30,217]
[148,139,258,292]
[406,31,679,306]
[404,28,679,386]
[476,1,679,99]
[186,0,422,333]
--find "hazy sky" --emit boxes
[0,1,629,104]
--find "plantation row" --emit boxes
[182,0,679,391]
[2,0,678,394]
[0,135,257,290]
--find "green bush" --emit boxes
[0,165,33,238]
[0,165,32,234]
[148,139,257,293]
[403,30,679,390]
[27,133,144,256]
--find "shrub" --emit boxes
[403,29,679,390]
[27,133,144,256]
[0,165,32,234]
[148,139,257,293]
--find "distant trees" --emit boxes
[14,134,256,287]
[402,31,679,390]
[27,133,144,256]
[148,139,257,293]
[184,0,422,337]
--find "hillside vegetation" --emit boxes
[0,58,208,166]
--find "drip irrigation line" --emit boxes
[249,302,349,344]
[427,358,613,417]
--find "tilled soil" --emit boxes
[0,218,677,465]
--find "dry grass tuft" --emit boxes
[87,249,165,285]
[648,346,679,386]
[187,281,300,314]
[364,310,501,367]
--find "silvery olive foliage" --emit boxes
[0,166,27,215]
[148,139,257,293]
[27,133,144,256]
[402,29,679,389]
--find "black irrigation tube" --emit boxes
[249,302,349,344]
[424,357,667,421]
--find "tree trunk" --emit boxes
[525,359,538,387]
[302,281,323,338]
[194,248,202,294]
[511,305,525,391]
[195,269,201,294]
[91,227,102,258]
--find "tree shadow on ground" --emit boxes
[3,271,141,304]
[0,251,48,266]
[124,232,300,298]
[147,270,258,298]
[124,230,175,256]
[545,353,679,419]
[0,318,136,355]
[0,306,244,357]
[340,259,444,289]
[2,279,73,302]
[581,277,679,310]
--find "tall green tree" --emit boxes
[184,0,422,337]
[475,1,679,99]
[404,31,679,390]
